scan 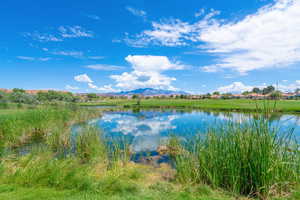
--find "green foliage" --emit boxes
[252,87,261,94]
[80,99,300,113]
[270,91,282,99]
[171,117,300,198]
[12,88,25,93]
[75,126,107,163]
[37,90,78,103]
[9,92,38,104]
[263,85,275,95]
[1,153,97,191]
[87,93,98,100]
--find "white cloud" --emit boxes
[25,25,93,42]
[65,85,79,90]
[17,56,35,61]
[125,10,220,47]
[86,14,100,20]
[277,80,300,92]
[96,84,120,93]
[87,83,97,89]
[110,55,185,91]
[195,8,205,17]
[87,56,104,60]
[58,26,93,38]
[74,74,93,83]
[125,55,185,72]
[217,82,256,93]
[217,80,300,93]
[125,19,195,47]
[85,64,124,71]
[127,0,300,74]
[17,56,51,61]
[87,83,120,93]
[24,32,62,42]
[52,50,84,58]
[126,6,146,18]
[202,65,219,72]
[199,0,300,74]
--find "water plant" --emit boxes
[170,115,300,198]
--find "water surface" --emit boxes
[81,109,300,152]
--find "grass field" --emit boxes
[0,105,299,199]
[80,99,300,113]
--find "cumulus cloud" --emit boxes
[195,8,206,17]
[65,85,79,90]
[127,0,300,74]
[126,6,146,18]
[217,80,300,93]
[110,55,185,90]
[87,83,120,93]
[74,74,93,83]
[217,82,256,93]
[85,64,124,71]
[199,0,300,74]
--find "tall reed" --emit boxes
[171,116,300,198]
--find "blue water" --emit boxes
[79,109,300,153]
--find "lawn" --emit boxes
[80,99,300,113]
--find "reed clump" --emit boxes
[170,116,300,198]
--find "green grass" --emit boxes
[0,105,100,151]
[1,104,300,199]
[170,116,300,199]
[79,99,300,113]
[0,184,238,200]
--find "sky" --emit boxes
[1,0,300,94]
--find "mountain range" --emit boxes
[109,88,189,96]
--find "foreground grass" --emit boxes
[0,105,299,199]
[0,184,237,200]
[170,116,300,199]
[80,99,300,113]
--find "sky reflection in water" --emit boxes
[86,110,300,152]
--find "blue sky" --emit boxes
[1,0,300,94]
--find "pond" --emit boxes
[74,108,300,153]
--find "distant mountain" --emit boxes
[110,88,189,96]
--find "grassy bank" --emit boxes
[169,116,300,199]
[0,106,235,200]
[79,99,300,113]
[0,105,299,199]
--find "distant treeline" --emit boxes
[0,88,79,105]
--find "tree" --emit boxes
[295,88,300,94]
[252,87,261,94]
[37,91,77,102]
[9,92,38,104]
[262,86,275,95]
[12,88,26,93]
[87,93,98,100]
[269,91,282,100]
[132,94,139,99]
[242,91,250,95]
[0,91,6,100]
[213,91,220,95]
